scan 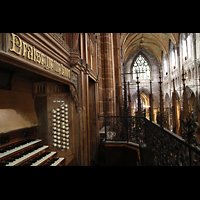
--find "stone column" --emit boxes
[96,33,104,127]
[113,33,123,116]
[101,33,115,116]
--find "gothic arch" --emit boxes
[185,85,195,100]
[131,52,152,72]
[140,87,150,97]
[131,87,150,100]
[172,89,180,100]
[124,48,160,85]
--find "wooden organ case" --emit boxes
[0,33,79,166]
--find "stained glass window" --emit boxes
[132,55,150,80]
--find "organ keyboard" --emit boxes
[0,136,65,166]
[30,152,56,166]
[50,158,65,166]
[0,139,42,160]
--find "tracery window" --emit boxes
[171,48,175,69]
[187,34,192,58]
[182,38,187,61]
[132,54,150,80]
[182,33,192,62]
[163,56,168,76]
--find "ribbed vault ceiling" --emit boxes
[121,33,179,64]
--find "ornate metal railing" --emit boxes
[99,113,200,166]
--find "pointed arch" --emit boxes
[185,85,195,100]
[131,52,151,80]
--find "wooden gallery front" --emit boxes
[0,33,100,166]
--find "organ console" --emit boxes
[0,79,75,166]
[0,128,65,166]
[0,79,74,166]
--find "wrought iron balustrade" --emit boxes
[98,113,200,166]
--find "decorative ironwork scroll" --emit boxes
[99,112,200,166]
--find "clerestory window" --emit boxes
[132,54,150,80]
